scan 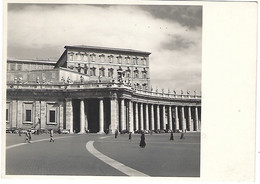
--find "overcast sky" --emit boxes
[7,4,202,93]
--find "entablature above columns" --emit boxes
[7,85,201,107]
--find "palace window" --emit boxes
[23,103,33,124]
[84,64,88,75]
[108,68,114,77]
[77,63,81,73]
[133,57,138,65]
[46,103,58,125]
[90,67,96,76]
[10,63,16,71]
[49,110,56,123]
[17,64,22,71]
[125,56,130,64]
[117,55,122,64]
[90,53,96,62]
[25,110,32,122]
[141,57,147,65]
[134,68,139,78]
[142,69,147,78]
[99,67,105,77]
[68,52,74,61]
[99,54,105,62]
[83,53,88,61]
[76,53,82,61]
[108,55,114,63]
[126,67,131,78]
[6,103,10,122]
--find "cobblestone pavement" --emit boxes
[5,132,200,177]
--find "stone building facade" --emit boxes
[6,45,201,134]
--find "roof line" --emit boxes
[65,45,151,55]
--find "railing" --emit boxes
[7,82,201,100]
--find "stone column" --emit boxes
[145,104,149,130]
[33,101,40,129]
[120,99,126,131]
[195,106,199,131]
[65,99,73,134]
[169,106,172,130]
[98,99,104,134]
[157,105,160,130]
[162,105,166,130]
[151,104,154,130]
[40,101,46,130]
[11,100,17,128]
[175,106,179,130]
[59,101,64,130]
[135,102,139,131]
[17,100,23,128]
[79,99,85,134]
[129,101,134,133]
[110,93,118,133]
[140,103,143,130]
[187,106,192,131]
[85,100,89,132]
[181,106,186,131]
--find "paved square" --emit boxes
[5,132,200,177]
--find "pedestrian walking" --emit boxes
[25,130,32,143]
[115,129,119,139]
[180,131,185,139]
[18,129,21,136]
[28,129,32,143]
[139,132,146,148]
[129,132,132,142]
[170,131,174,140]
[49,129,54,142]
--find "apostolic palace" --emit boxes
[6,45,201,134]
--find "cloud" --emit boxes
[7,4,202,92]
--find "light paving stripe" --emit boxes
[86,141,149,177]
[99,136,111,140]
[6,136,74,150]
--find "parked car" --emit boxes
[20,129,28,134]
[6,128,12,133]
[30,129,37,134]
[61,129,70,134]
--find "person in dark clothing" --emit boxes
[180,131,185,139]
[139,132,146,148]
[170,131,174,140]
[129,132,132,142]
[115,129,119,139]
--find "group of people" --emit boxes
[24,129,55,144]
[115,129,186,148]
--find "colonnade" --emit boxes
[65,98,201,134]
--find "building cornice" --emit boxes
[65,45,151,56]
